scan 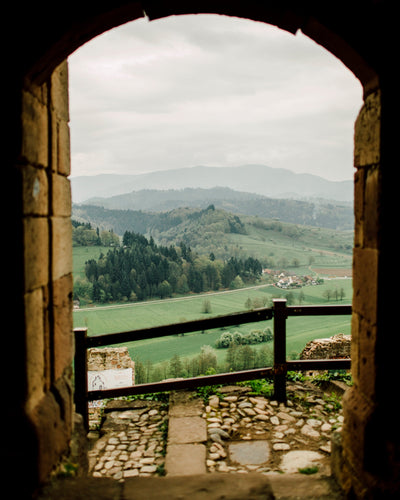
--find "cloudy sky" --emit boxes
[68,14,363,182]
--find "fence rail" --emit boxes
[74,299,351,430]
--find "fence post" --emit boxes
[74,327,88,431]
[273,299,287,403]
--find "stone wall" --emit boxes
[16,61,74,493]
[88,347,135,386]
[300,334,351,360]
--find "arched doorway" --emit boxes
[10,2,395,498]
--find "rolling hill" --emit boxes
[73,186,353,231]
[72,204,353,269]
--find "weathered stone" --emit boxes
[165,444,206,475]
[301,424,320,439]
[272,442,290,451]
[209,427,230,440]
[280,450,325,473]
[229,440,270,465]
[168,416,207,444]
[208,395,220,408]
[300,334,351,360]
[270,416,280,425]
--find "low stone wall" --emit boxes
[87,347,135,387]
[300,334,351,360]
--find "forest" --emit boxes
[78,229,263,303]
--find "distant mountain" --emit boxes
[70,164,353,204]
[80,186,353,230]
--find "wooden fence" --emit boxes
[74,299,351,429]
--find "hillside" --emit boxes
[72,205,245,246]
[70,164,353,203]
[73,187,353,233]
[72,204,353,269]
[82,187,353,230]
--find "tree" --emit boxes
[158,280,172,299]
[176,274,189,294]
[134,360,146,385]
[225,343,239,371]
[215,332,234,348]
[201,299,212,314]
[256,345,273,368]
[197,346,218,375]
[73,277,92,301]
[263,327,273,342]
[169,354,184,378]
[231,275,244,289]
[188,266,203,293]
[100,229,120,247]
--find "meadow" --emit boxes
[73,274,352,368]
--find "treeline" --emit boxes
[76,230,262,303]
[134,343,273,384]
[72,220,119,247]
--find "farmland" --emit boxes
[73,273,352,373]
[72,211,353,381]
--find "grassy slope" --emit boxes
[74,279,352,364]
[229,221,352,272]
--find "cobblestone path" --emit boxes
[87,380,346,481]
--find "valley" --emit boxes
[72,168,353,384]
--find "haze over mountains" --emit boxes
[71,164,353,204]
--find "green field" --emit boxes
[74,277,352,367]
[229,220,353,274]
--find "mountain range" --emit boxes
[70,164,353,204]
[74,186,353,230]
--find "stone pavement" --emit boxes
[38,380,347,499]
[85,379,346,498]
[87,398,169,479]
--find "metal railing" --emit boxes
[74,299,351,429]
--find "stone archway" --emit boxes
[9,1,396,498]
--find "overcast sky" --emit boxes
[68,14,363,182]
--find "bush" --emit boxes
[215,327,273,348]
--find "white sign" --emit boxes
[88,368,133,391]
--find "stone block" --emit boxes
[364,166,380,249]
[25,287,45,411]
[165,444,206,475]
[51,216,72,281]
[21,87,48,167]
[24,216,49,292]
[52,173,71,217]
[57,120,71,176]
[354,90,380,167]
[22,164,48,216]
[352,247,378,324]
[229,440,270,465]
[53,274,73,380]
[168,416,207,444]
[50,61,69,122]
